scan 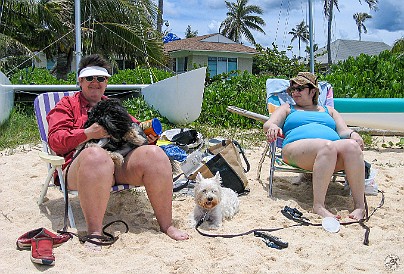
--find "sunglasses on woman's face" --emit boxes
[84,76,107,83]
[288,85,309,93]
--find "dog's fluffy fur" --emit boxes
[192,172,240,230]
[82,98,148,166]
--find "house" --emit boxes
[163,33,257,77]
[314,39,391,65]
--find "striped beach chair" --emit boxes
[34,91,135,229]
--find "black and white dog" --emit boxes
[79,98,148,166]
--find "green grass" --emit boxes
[0,103,40,150]
[0,101,266,153]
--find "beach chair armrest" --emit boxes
[38,151,65,166]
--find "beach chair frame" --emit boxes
[228,79,345,197]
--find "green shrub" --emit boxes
[323,51,404,98]
[196,71,268,129]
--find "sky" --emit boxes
[160,0,404,57]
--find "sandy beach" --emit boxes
[0,136,403,273]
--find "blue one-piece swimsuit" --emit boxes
[282,105,340,148]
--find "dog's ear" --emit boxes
[196,172,204,183]
[214,172,222,184]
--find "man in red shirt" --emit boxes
[47,54,189,250]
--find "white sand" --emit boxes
[0,137,403,273]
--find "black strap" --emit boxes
[232,140,251,173]
[195,191,384,246]
[195,212,300,238]
[281,191,384,246]
[58,220,129,246]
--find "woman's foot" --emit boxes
[349,208,366,220]
[83,233,102,252]
[165,226,189,241]
[313,205,341,219]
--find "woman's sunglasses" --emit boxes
[287,85,309,93]
[84,76,107,82]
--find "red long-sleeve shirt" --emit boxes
[47,92,139,170]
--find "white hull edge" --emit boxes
[0,71,14,125]
[141,67,206,124]
[341,113,404,131]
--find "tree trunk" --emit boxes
[157,0,163,33]
[54,47,72,80]
[327,0,334,68]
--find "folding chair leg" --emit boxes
[268,142,276,197]
[257,143,270,180]
[57,167,76,229]
[38,166,56,205]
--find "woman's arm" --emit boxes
[328,106,364,149]
[263,104,290,142]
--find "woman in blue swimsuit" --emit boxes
[263,72,365,220]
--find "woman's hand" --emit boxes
[265,124,283,143]
[350,131,365,150]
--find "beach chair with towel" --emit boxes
[227,78,344,197]
[34,91,135,229]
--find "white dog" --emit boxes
[192,172,240,229]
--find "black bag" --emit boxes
[189,140,250,195]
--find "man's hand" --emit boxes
[84,123,110,140]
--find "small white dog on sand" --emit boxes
[192,172,240,230]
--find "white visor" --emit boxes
[79,66,111,78]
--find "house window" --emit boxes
[175,57,188,73]
[208,57,238,77]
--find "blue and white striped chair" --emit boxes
[34,91,135,228]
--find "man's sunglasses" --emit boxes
[287,85,309,93]
[84,76,107,82]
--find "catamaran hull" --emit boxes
[334,98,404,131]
[142,67,206,124]
[0,72,14,126]
[0,68,206,126]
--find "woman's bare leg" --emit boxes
[115,145,189,240]
[335,140,366,220]
[282,139,365,219]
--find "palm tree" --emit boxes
[289,20,309,58]
[219,0,265,45]
[185,25,198,38]
[353,12,372,41]
[157,0,163,33]
[0,0,163,78]
[391,37,404,54]
[0,0,72,74]
[323,0,378,66]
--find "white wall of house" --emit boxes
[170,51,254,76]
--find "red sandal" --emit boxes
[16,228,71,250]
[30,236,55,265]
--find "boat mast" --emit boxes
[75,0,82,81]
[308,0,314,73]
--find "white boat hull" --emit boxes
[142,67,206,124]
[334,98,404,132]
[0,68,206,125]
[0,71,14,125]
[340,113,404,131]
